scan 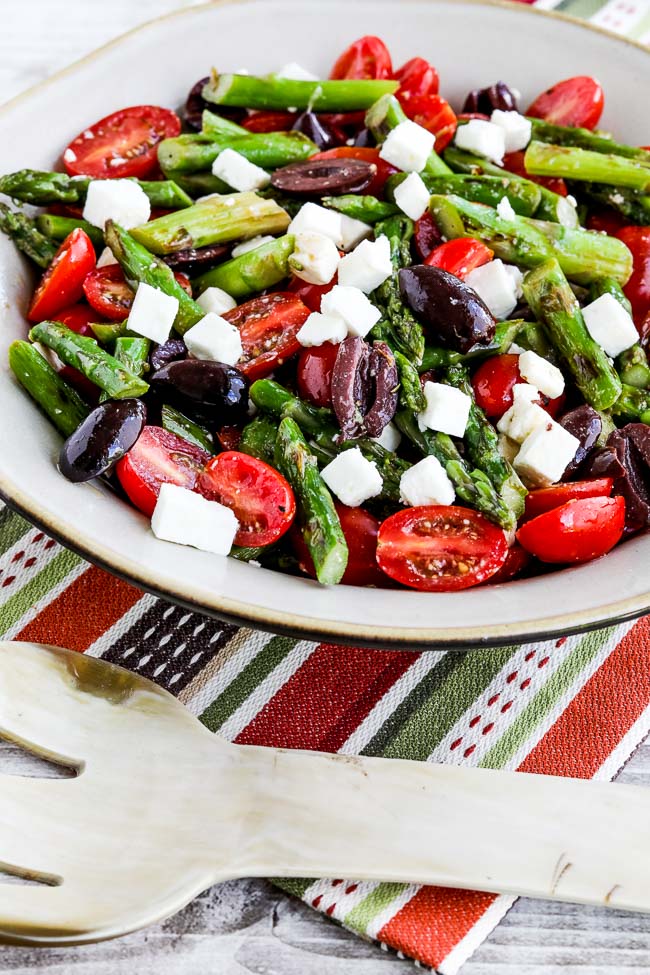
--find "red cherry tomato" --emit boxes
[242,111,296,133]
[413,211,443,260]
[223,292,310,380]
[615,227,650,325]
[296,342,340,407]
[83,265,191,321]
[504,150,568,196]
[330,36,392,80]
[199,451,296,547]
[401,93,457,151]
[292,503,387,587]
[586,210,628,236]
[287,274,337,312]
[485,543,531,585]
[310,146,397,197]
[424,238,494,278]
[63,106,181,180]
[51,303,99,336]
[526,76,604,130]
[377,505,508,591]
[27,229,96,323]
[116,426,210,518]
[524,478,614,521]
[472,354,564,420]
[394,57,439,101]
[517,496,625,564]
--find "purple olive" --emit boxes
[291,111,339,151]
[560,405,602,478]
[59,399,146,483]
[331,337,398,440]
[270,158,375,196]
[151,359,249,424]
[183,77,245,131]
[150,338,187,373]
[353,127,375,148]
[582,424,650,534]
[398,265,496,353]
[163,243,230,276]
[462,81,519,115]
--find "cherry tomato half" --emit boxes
[116,426,210,518]
[394,57,439,101]
[199,451,296,547]
[51,303,99,336]
[586,210,628,236]
[524,478,614,521]
[83,265,191,321]
[287,274,337,312]
[63,105,181,180]
[27,229,96,323]
[401,93,457,152]
[484,543,531,585]
[330,36,393,80]
[615,227,650,325]
[292,503,387,587]
[296,342,340,407]
[223,292,310,380]
[242,111,296,133]
[526,75,604,130]
[472,354,565,420]
[376,505,508,591]
[504,150,568,196]
[413,211,443,260]
[424,238,494,278]
[517,496,625,564]
[310,146,397,197]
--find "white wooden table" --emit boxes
[2,3,650,971]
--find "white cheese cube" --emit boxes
[454,119,506,165]
[379,120,435,173]
[288,202,343,246]
[337,235,392,292]
[296,311,347,347]
[96,246,118,268]
[399,455,455,507]
[496,196,517,221]
[321,448,383,507]
[497,433,519,464]
[320,285,381,338]
[277,62,319,81]
[151,483,239,556]
[339,214,373,251]
[497,383,548,444]
[490,110,532,152]
[196,286,237,315]
[83,179,151,230]
[184,313,243,365]
[371,421,402,452]
[128,282,178,344]
[393,172,430,220]
[514,421,580,488]
[231,235,276,257]
[211,148,270,191]
[418,381,471,438]
[464,259,519,320]
[289,231,341,285]
[582,292,638,357]
[503,262,524,299]
[518,349,565,399]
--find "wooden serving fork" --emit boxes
[1,640,649,947]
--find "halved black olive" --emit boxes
[163,243,230,276]
[151,359,250,425]
[271,158,375,196]
[59,399,146,483]
[331,337,398,440]
[398,265,496,353]
[150,338,187,373]
[560,405,602,478]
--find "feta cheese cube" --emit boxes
[212,148,270,191]
[196,286,237,316]
[514,420,580,487]
[399,455,455,507]
[83,179,151,229]
[339,214,373,251]
[231,235,276,257]
[151,483,239,556]
[582,292,638,357]
[497,433,519,464]
[379,119,435,172]
[321,448,383,507]
[184,313,243,365]
[518,349,565,399]
[96,246,118,268]
[503,262,524,299]
[288,202,343,246]
[496,196,517,221]
[497,383,548,444]
[371,421,402,452]
[128,282,178,344]
[277,61,319,81]
[454,119,506,165]
[320,285,381,338]
[288,231,341,285]
[296,311,347,347]
[490,110,532,152]
[418,381,471,438]
[337,235,392,292]
[393,172,430,220]
[464,259,519,320]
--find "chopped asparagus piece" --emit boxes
[9,340,89,437]
[193,234,295,299]
[161,404,214,453]
[203,73,398,111]
[0,202,57,268]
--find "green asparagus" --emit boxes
[387,172,542,217]
[420,320,525,372]
[612,383,650,421]
[589,276,633,315]
[528,119,650,161]
[203,73,398,111]
[172,172,231,198]
[239,414,279,465]
[525,141,650,192]
[371,214,425,364]
[365,94,451,176]
[193,234,295,299]
[35,213,104,251]
[90,321,129,345]
[201,110,250,139]
[161,404,214,453]
[158,131,317,177]
[578,183,650,226]
[0,202,57,268]
[321,194,399,224]
[99,337,150,403]
[0,170,193,209]
[8,340,89,437]
[528,218,633,285]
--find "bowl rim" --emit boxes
[2,0,649,651]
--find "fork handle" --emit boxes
[232,745,650,912]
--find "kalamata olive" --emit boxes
[59,399,146,483]
[331,337,398,440]
[398,265,496,353]
[270,158,375,196]
[582,425,650,534]
[462,81,519,115]
[560,405,602,478]
[353,127,375,148]
[183,77,245,131]
[150,338,187,373]
[291,111,339,151]
[163,243,230,276]
[364,341,399,438]
[151,359,250,424]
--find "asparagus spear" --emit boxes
[0,202,57,268]
[161,404,214,453]
[90,321,129,345]
[203,73,398,111]
[588,278,650,388]
[99,337,150,403]
[8,340,89,437]
[250,379,336,435]
[158,131,317,177]
[193,234,294,299]
[365,94,451,176]
[172,172,231,198]
[0,170,193,209]
[525,141,650,192]
[522,258,622,410]
[394,350,426,413]
[201,110,249,139]
[528,119,650,161]
[529,218,633,285]
[387,172,542,217]
[589,276,633,315]
[28,322,149,399]
[578,183,650,226]
[371,214,425,364]
[420,320,524,372]
[239,414,278,465]
[274,417,348,585]
[35,213,104,251]
[321,194,399,224]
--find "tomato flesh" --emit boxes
[223,292,310,380]
[526,75,604,130]
[401,93,457,151]
[425,238,494,278]
[116,426,210,518]
[586,210,628,236]
[376,505,508,591]
[63,105,181,179]
[524,478,613,521]
[287,274,337,312]
[293,503,387,587]
[310,146,397,197]
[83,265,134,321]
[51,303,99,336]
[517,496,625,564]
[296,342,340,407]
[242,111,296,133]
[615,227,650,325]
[395,57,439,101]
[485,543,531,585]
[330,36,393,80]
[28,229,96,323]
[199,451,295,547]
[472,354,564,420]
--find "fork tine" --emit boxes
[0,776,72,878]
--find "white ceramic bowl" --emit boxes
[1,0,649,649]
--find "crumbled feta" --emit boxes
[151,483,239,555]
[277,61,319,81]
[296,311,347,347]
[128,282,178,343]
[518,349,565,399]
[514,420,580,488]
[496,196,517,221]
[339,214,373,251]
[393,172,430,220]
[379,119,435,172]
[497,383,548,444]
[320,285,381,338]
[83,179,151,230]
[230,235,275,257]
[184,313,242,365]
[581,292,638,358]
[371,421,402,452]
[418,381,471,438]
[337,235,392,293]
[399,455,455,507]
[288,231,341,285]
[464,259,520,320]
[321,448,383,507]
[288,202,343,246]
[454,119,506,165]
[96,246,118,268]
[490,110,532,153]
[196,286,237,315]
[211,148,270,191]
